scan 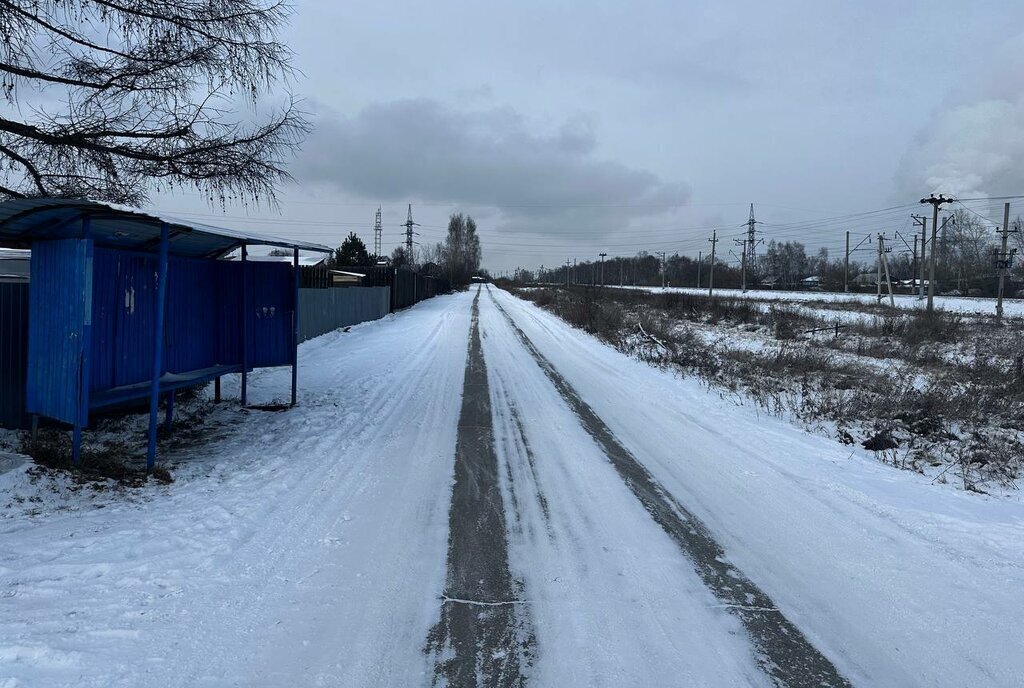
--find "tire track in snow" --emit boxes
[425,288,535,687]
[486,286,850,688]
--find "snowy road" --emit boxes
[3,287,1023,687]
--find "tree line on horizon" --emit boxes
[524,209,1024,297]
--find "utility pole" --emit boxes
[920,194,954,312]
[402,204,419,266]
[912,215,927,298]
[573,258,577,285]
[656,251,666,289]
[876,233,883,303]
[565,258,570,287]
[911,234,918,295]
[997,202,1013,322]
[697,250,702,288]
[734,238,748,292]
[373,206,383,258]
[599,252,607,287]
[844,231,850,292]
[878,234,895,307]
[708,229,718,297]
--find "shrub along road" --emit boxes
[1,287,1022,687]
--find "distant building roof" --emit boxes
[0,247,29,280]
[224,253,326,266]
[0,248,29,260]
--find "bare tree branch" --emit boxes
[0,0,307,205]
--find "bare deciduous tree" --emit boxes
[0,0,308,205]
[441,213,481,286]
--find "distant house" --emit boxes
[329,270,367,287]
[801,275,822,289]
[851,273,876,287]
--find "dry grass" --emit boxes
[513,285,1024,490]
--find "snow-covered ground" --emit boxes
[613,285,1024,318]
[489,287,1024,686]
[1,296,471,688]
[2,287,1022,687]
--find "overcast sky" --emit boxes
[153,1,1024,272]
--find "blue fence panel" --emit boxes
[26,239,89,425]
[0,281,29,429]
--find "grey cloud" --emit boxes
[895,33,1024,202]
[294,99,689,236]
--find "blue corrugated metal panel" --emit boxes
[16,226,307,432]
[90,248,157,392]
[0,281,29,429]
[246,262,294,368]
[26,239,89,425]
[216,261,244,365]
[91,252,271,394]
[165,256,221,374]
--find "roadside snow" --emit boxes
[0,294,472,688]
[494,287,1024,687]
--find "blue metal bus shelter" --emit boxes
[0,198,331,468]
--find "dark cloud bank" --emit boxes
[295,98,689,237]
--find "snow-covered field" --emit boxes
[2,287,1022,687]
[613,284,1024,318]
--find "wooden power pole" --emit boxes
[708,230,718,297]
[844,231,850,292]
[912,214,927,298]
[920,194,954,312]
[997,202,1012,321]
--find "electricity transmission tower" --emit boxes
[599,252,607,286]
[373,206,383,258]
[745,204,761,275]
[402,204,419,265]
